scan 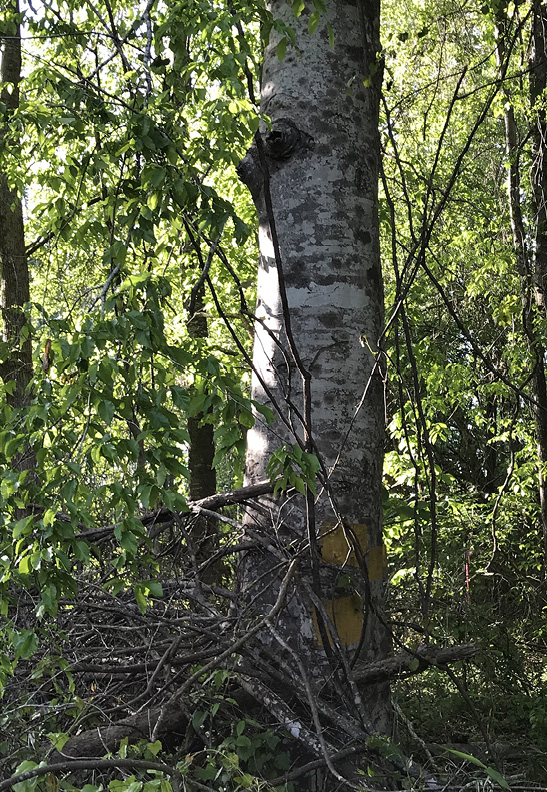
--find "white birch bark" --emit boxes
[238,0,390,731]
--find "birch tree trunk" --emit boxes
[238,0,391,732]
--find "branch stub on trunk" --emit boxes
[237,118,314,212]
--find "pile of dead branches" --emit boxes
[0,488,480,791]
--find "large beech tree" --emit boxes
[238,0,391,733]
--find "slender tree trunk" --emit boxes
[496,11,547,572]
[187,284,218,577]
[0,0,32,408]
[1,0,35,499]
[239,0,391,733]
[530,0,547,570]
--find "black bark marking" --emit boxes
[264,118,313,160]
[237,119,314,220]
[355,227,372,245]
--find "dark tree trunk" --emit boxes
[496,8,547,573]
[0,0,32,408]
[187,283,218,574]
[529,0,547,571]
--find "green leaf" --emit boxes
[134,584,147,614]
[5,434,24,459]
[146,739,162,756]
[238,409,254,428]
[485,767,511,789]
[98,399,115,425]
[118,736,129,759]
[292,476,306,494]
[234,774,253,789]
[445,748,487,768]
[302,452,320,473]
[119,530,138,556]
[276,37,287,61]
[105,578,126,596]
[13,517,33,540]
[18,555,32,575]
[252,401,275,423]
[139,484,160,510]
[12,630,39,660]
[147,192,160,210]
[62,478,77,504]
[150,166,167,188]
[308,11,320,35]
[145,581,163,597]
[236,719,246,736]
[13,761,40,792]
[445,749,510,788]
[73,540,90,564]
[46,732,69,752]
[81,335,95,359]
[192,710,208,731]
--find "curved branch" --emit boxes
[0,759,182,792]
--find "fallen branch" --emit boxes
[151,558,299,740]
[189,480,273,510]
[69,481,275,543]
[354,643,479,684]
[0,759,182,792]
[51,701,188,760]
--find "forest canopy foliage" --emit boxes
[1,0,547,789]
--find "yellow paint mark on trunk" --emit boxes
[312,594,364,646]
[314,521,387,646]
[320,521,366,567]
[368,543,388,581]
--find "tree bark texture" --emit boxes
[239,0,390,731]
[186,283,218,573]
[0,0,32,407]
